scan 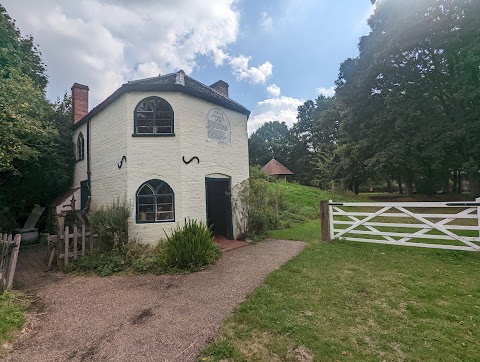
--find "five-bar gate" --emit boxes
[325,199,480,252]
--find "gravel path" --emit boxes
[5,239,306,362]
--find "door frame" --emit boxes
[205,177,234,240]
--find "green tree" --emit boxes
[335,0,480,195]
[0,6,74,230]
[248,121,291,167]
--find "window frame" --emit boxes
[133,96,175,136]
[136,179,175,224]
[76,132,85,161]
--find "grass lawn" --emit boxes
[201,241,480,362]
[0,291,29,356]
[201,185,480,361]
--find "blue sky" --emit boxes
[3,0,374,133]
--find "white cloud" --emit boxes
[259,11,273,31]
[316,86,336,98]
[229,55,273,84]
[266,84,281,98]
[248,96,303,134]
[2,0,244,106]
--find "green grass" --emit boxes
[201,185,480,361]
[270,220,321,243]
[201,241,480,362]
[272,182,368,228]
[0,291,29,356]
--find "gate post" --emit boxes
[476,197,480,238]
[320,200,331,242]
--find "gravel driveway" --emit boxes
[5,239,306,362]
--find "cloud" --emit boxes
[266,84,281,98]
[2,0,244,106]
[316,86,336,98]
[248,96,303,134]
[229,55,273,84]
[259,11,273,31]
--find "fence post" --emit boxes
[56,215,65,269]
[64,226,69,266]
[476,197,480,238]
[320,200,331,242]
[73,224,78,260]
[81,225,86,256]
[6,234,21,289]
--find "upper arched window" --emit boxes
[134,96,174,135]
[136,179,175,223]
[77,132,85,161]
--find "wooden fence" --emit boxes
[0,233,21,290]
[320,199,480,252]
[47,223,94,269]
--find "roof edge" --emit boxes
[73,81,250,129]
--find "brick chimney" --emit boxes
[210,80,229,98]
[71,83,89,123]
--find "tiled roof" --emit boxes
[73,70,250,129]
[261,158,294,176]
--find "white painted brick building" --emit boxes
[65,70,250,245]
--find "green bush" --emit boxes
[64,248,130,276]
[88,198,131,250]
[232,166,277,239]
[163,219,221,271]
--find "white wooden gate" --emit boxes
[328,199,480,252]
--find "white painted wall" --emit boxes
[72,90,249,245]
[126,91,249,244]
[89,94,129,210]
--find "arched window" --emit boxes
[77,132,85,161]
[136,179,175,223]
[134,96,174,135]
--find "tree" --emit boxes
[335,0,480,196]
[0,6,73,230]
[248,121,291,167]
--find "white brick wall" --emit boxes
[72,90,249,245]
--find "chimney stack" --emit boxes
[71,83,89,123]
[210,80,229,98]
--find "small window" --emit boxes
[77,132,85,161]
[134,96,174,135]
[136,179,175,223]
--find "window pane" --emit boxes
[156,126,172,134]
[138,186,154,196]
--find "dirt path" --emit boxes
[5,239,306,362]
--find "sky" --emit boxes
[3,0,374,134]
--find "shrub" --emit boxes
[232,166,277,239]
[64,248,130,276]
[88,198,131,250]
[163,219,221,271]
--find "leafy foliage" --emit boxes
[233,166,277,239]
[163,219,221,271]
[88,198,131,250]
[0,6,74,231]
[248,0,480,197]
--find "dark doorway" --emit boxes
[205,177,233,240]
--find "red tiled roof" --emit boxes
[261,158,294,176]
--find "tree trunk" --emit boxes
[406,179,414,197]
[453,170,458,193]
[457,171,462,194]
[443,177,449,194]
[386,179,392,193]
[398,175,403,194]
[353,181,360,195]
[468,172,480,198]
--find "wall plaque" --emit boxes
[207,108,231,145]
